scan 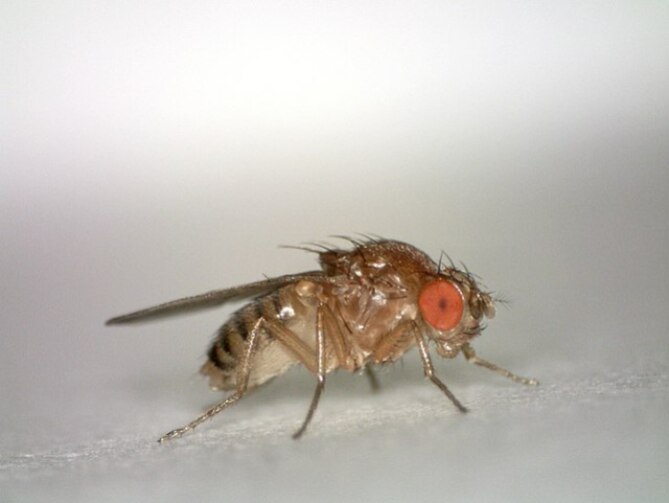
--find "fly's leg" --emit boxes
[413,324,468,413]
[461,343,539,386]
[292,304,326,439]
[263,308,330,438]
[364,366,380,392]
[371,320,414,362]
[264,319,317,374]
[366,320,420,389]
[159,317,265,443]
[321,303,351,370]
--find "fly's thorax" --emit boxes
[314,240,439,349]
[326,277,419,358]
[286,274,420,363]
[319,240,438,280]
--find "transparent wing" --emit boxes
[106,271,325,325]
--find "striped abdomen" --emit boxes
[200,287,317,391]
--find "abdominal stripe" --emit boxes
[207,295,282,372]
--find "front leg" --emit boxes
[413,324,468,413]
[461,343,538,386]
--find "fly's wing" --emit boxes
[106,271,325,325]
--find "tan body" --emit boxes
[203,241,438,391]
[202,277,417,391]
[107,238,537,442]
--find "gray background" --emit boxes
[2,1,668,501]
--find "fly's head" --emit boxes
[417,269,496,358]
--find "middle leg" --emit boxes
[413,323,468,413]
[292,303,326,438]
[364,366,380,392]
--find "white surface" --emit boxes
[2,1,669,502]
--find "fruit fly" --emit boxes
[107,238,537,442]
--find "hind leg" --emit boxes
[159,317,265,442]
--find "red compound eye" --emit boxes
[418,280,464,331]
